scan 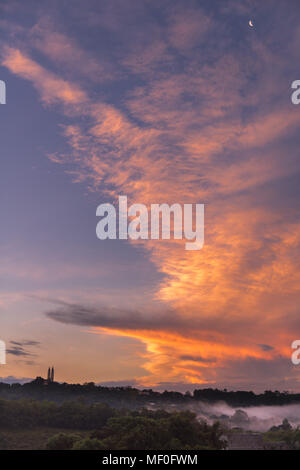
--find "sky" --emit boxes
[1,0,300,392]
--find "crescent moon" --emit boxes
[249,20,254,27]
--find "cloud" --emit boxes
[7,346,32,357]
[10,340,40,346]
[45,299,296,387]
[167,5,212,51]
[180,355,216,364]
[29,18,115,82]
[45,301,176,330]
[258,344,274,352]
[6,340,40,358]
[0,376,34,384]
[1,47,88,105]
[2,1,300,389]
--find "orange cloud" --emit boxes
[1,47,87,105]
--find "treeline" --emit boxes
[0,378,299,407]
[0,399,114,429]
[0,399,225,450]
[193,389,295,407]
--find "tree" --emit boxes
[46,433,80,450]
[72,438,106,450]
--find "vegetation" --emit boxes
[0,398,115,429]
[46,433,81,450]
[0,428,89,450]
[1,379,299,450]
[0,398,226,450]
[0,379,299,408]
[263,419,300,450]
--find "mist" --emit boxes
[193,402,300,432]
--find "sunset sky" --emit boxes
[1,0,300,391]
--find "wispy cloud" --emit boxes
[1,46,88,105]
[7,340,40,358]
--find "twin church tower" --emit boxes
[46,366,55,383]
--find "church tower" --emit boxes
[46,366,54,384]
